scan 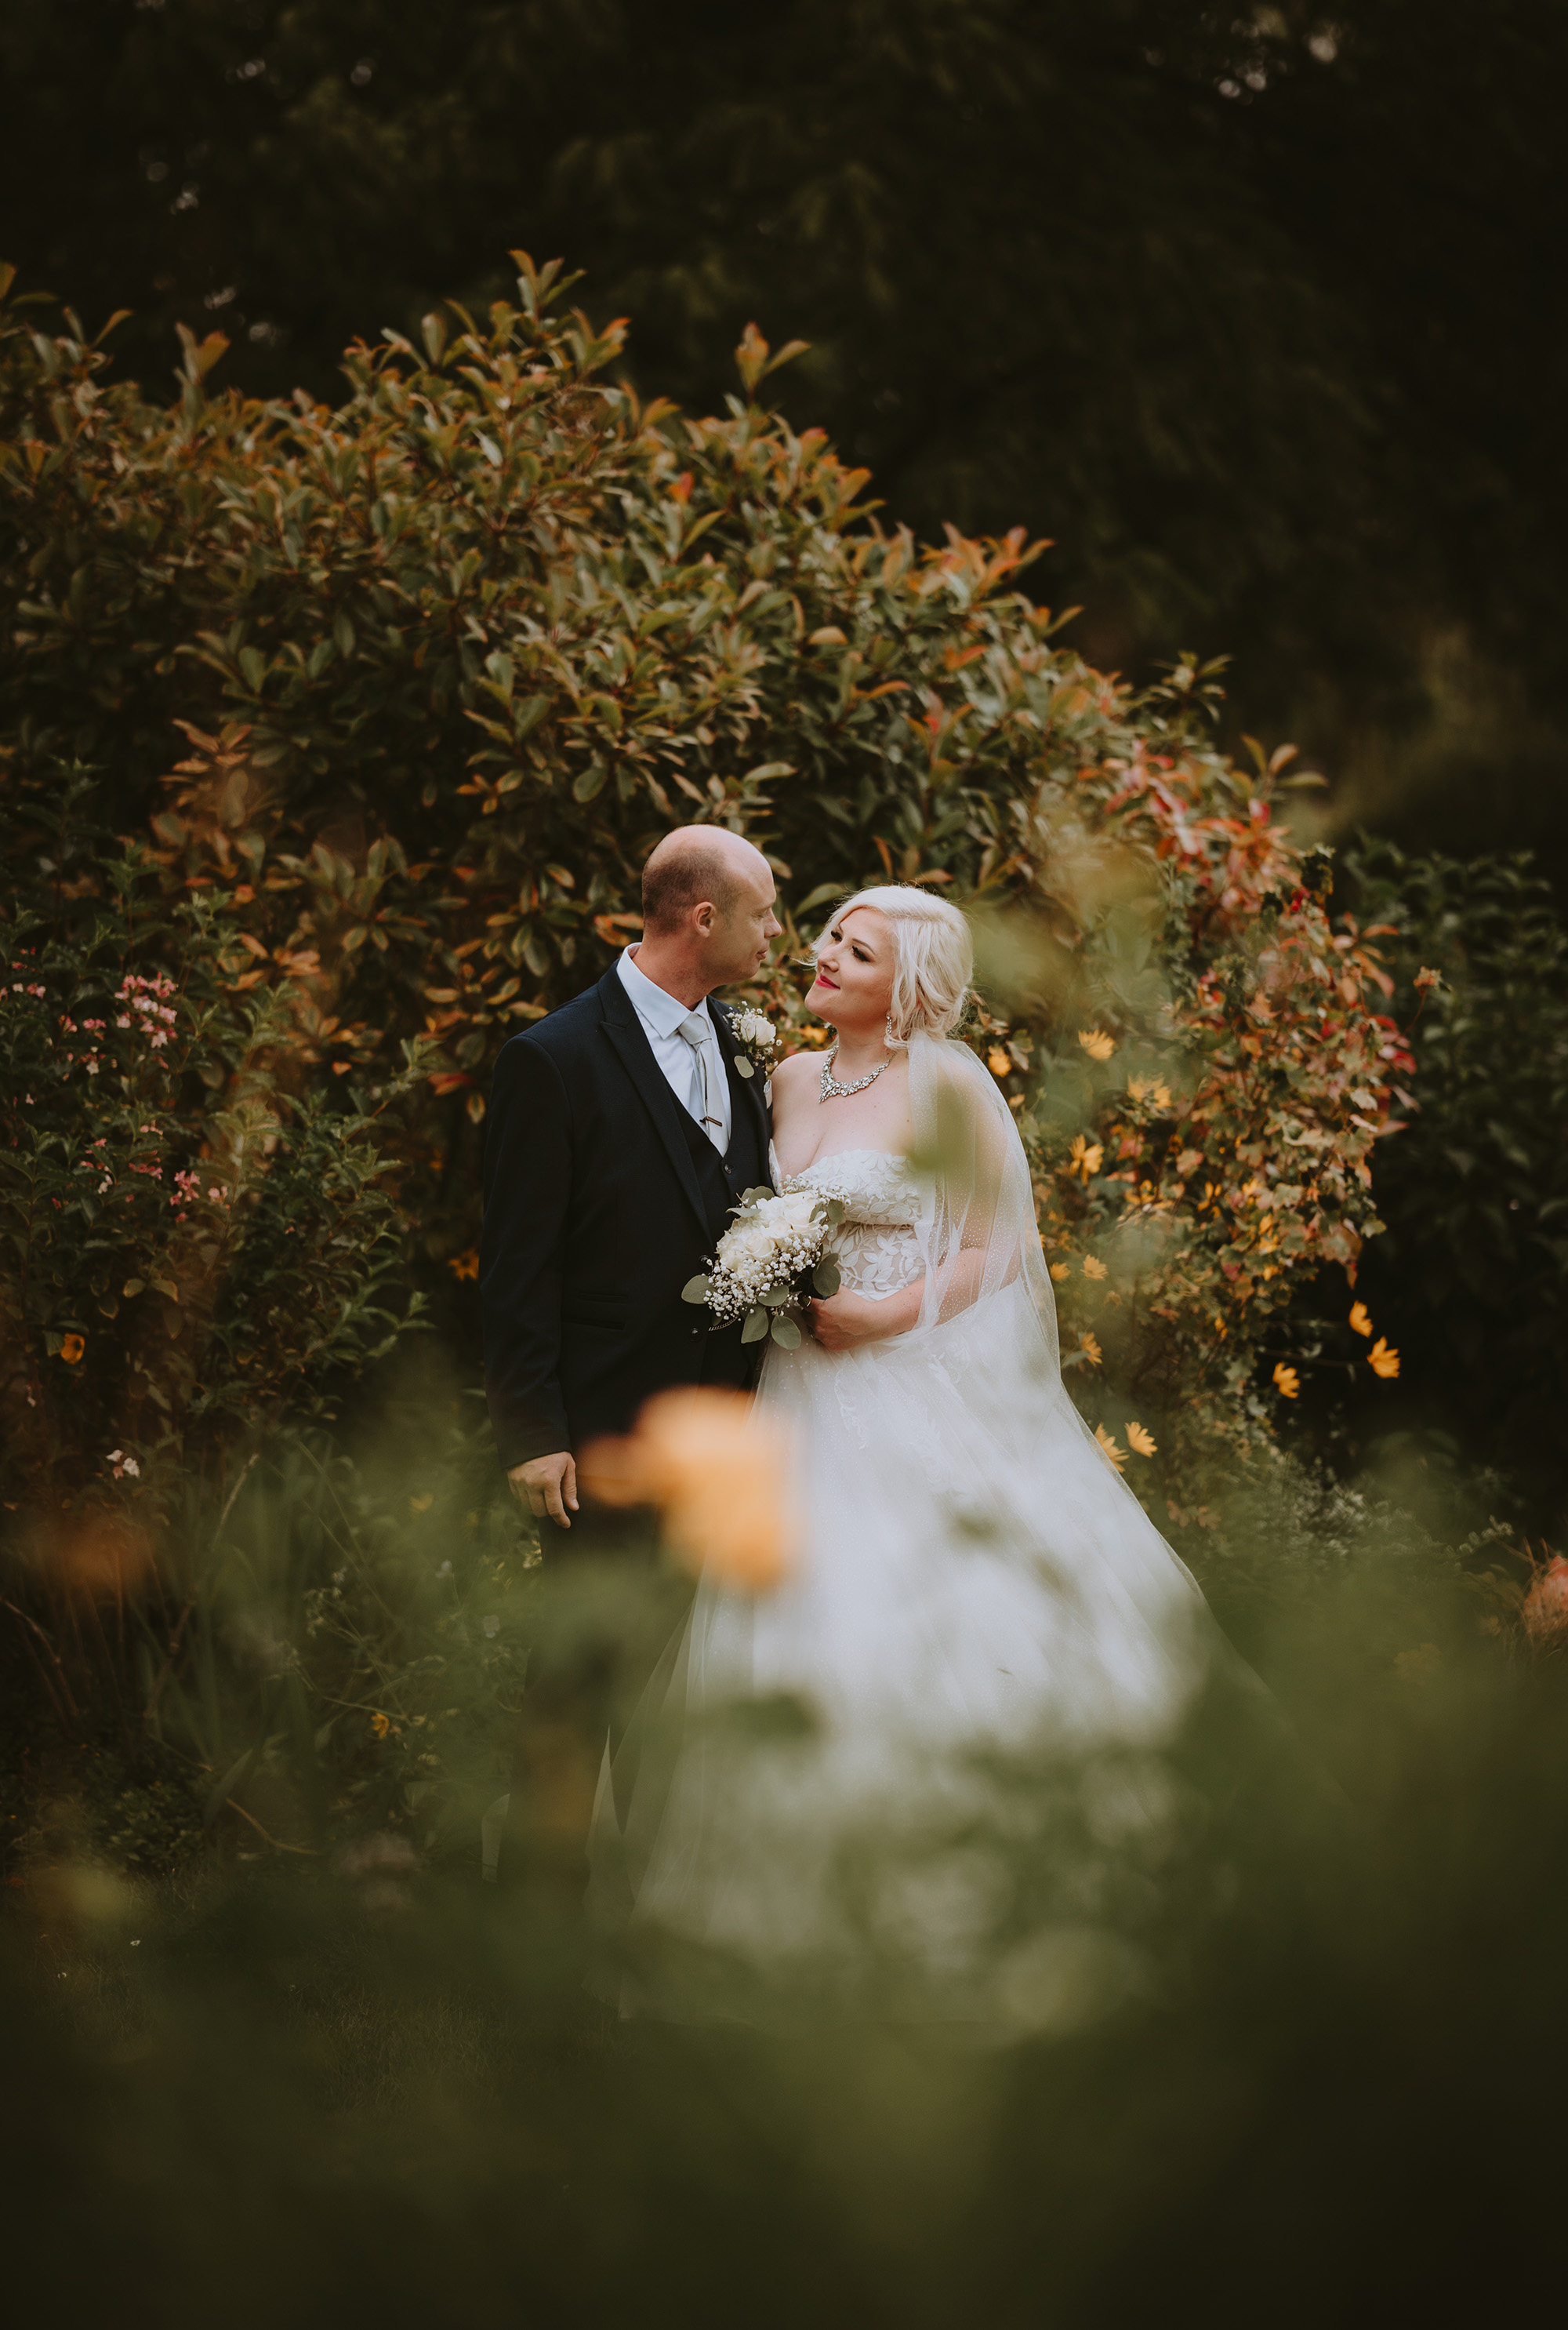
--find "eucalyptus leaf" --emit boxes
[734,1056,754,1078]
[681,1275,712,1303]
[812,1259,840,1296]
[769,1314,802,1349]
[741,1307,769,1344]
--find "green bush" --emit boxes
[0,258,1407,1504]
[1321,841,1568,1521]
[0,768,425,1519]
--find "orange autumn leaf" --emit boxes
[1368,1337,1400,1379]
[1272,1361,1300,1399]
[986,1047,1011,1078]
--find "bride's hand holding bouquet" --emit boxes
[806,1280,924,1351]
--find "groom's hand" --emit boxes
[510,1452,579,1530]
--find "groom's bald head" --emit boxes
[636,826,781,997]
[641,826,773,936]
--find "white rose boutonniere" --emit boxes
[725,1005,779,1081]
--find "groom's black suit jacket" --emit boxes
[481,965,770,1472]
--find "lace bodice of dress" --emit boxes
[773,1146,925,1303]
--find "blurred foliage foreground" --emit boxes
[8,1468,1568,2328]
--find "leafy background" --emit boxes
[5,0,1566,878]
[0,0,1556,2031]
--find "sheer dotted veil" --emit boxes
[817,882,1062,1386]
[907,1031,1062,1385]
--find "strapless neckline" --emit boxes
[771,1143,914,1185]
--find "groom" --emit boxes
[481,824,779,1512]
[480,825,779,1877]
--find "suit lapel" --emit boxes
[597,969,712,1236]
[710,1002,771,1177]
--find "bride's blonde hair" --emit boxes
[814,884,973,1041]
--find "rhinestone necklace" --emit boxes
[820,1045,891,1102]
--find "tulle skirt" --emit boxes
[586,1281,1210,1996]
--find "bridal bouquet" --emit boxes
[682,1186,844,1349]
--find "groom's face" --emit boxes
[700,862,781,987]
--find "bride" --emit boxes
[587,885,1214,2004]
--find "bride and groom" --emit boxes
[481,825,1209,1979]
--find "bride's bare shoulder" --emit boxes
[771,1049,819,1095]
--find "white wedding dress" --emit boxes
[586,1035,1214,2008]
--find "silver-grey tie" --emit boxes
[676,1012,725,1150]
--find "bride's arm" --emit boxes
[808,1278,924,1350]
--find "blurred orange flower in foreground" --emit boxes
[1368,1338,1400,1379]
[59,1333,85,1365]
[580,1388,792,1591]
[1523,1551,1568,1646]
[1272,1362,1300,1399]
[43,1509,154,1598]
[1348,1302,1373,1337]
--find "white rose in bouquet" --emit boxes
[683,1183,845,1347]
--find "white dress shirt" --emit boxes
[617,947,731,1151]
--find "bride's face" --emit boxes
[806,907,895,1032]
